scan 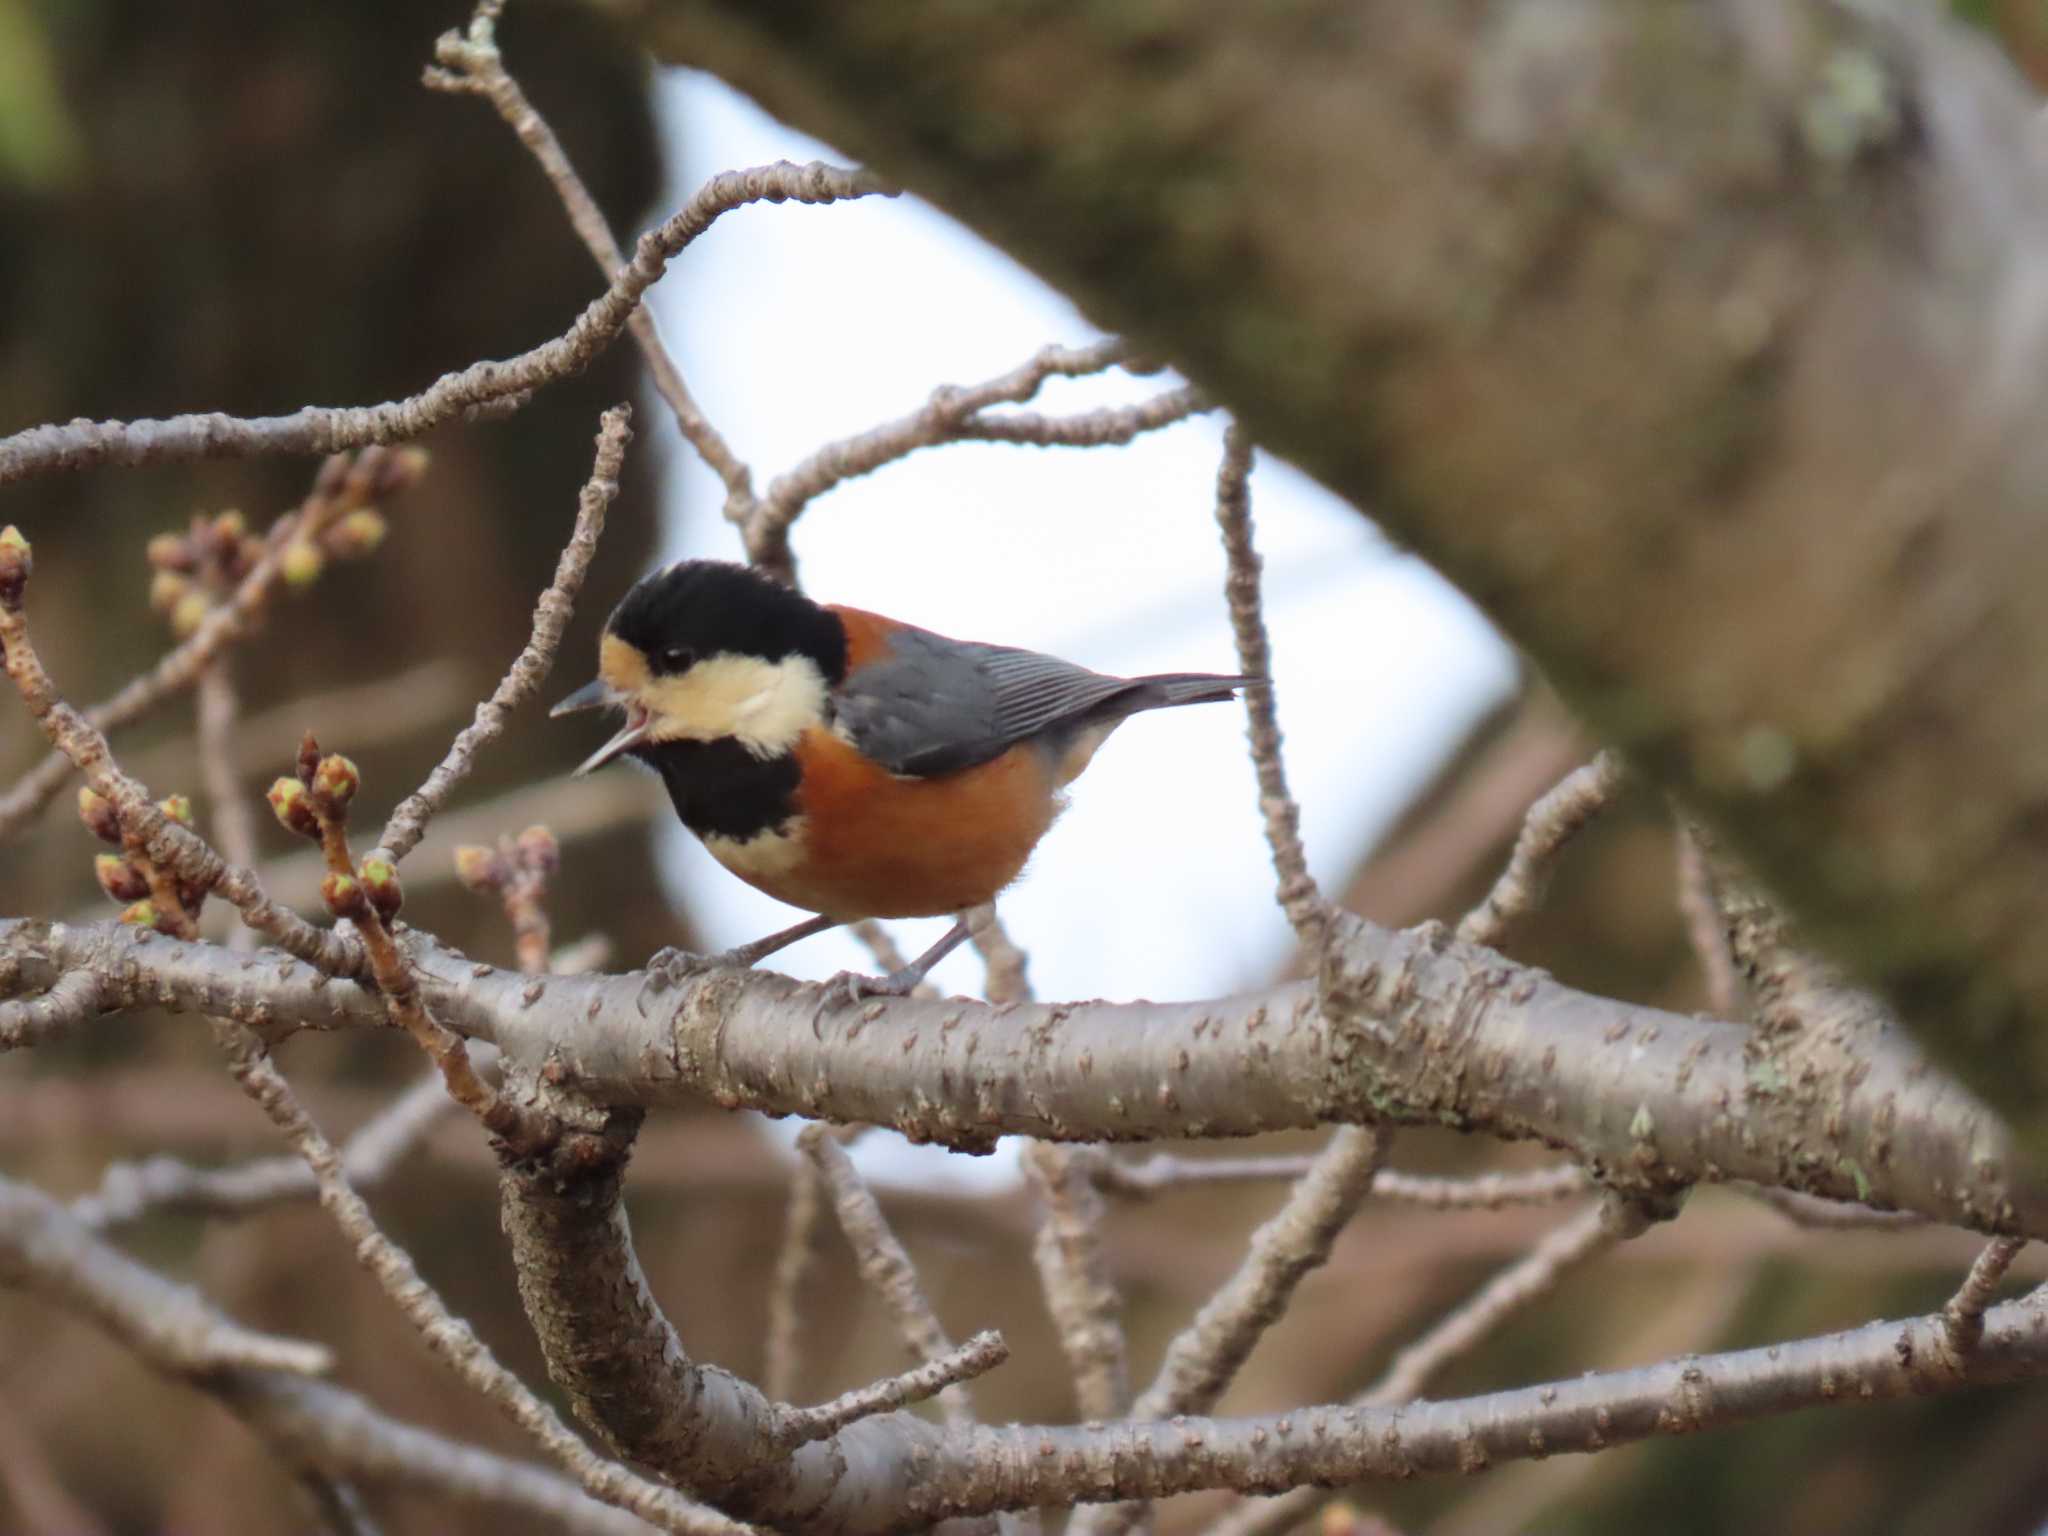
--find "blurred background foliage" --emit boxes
[2,2,2046,1533]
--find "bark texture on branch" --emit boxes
[616,0,2048,1152]
[3,916,2035,1236]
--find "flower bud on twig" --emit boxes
[309,754,360,818]
[0,526,32,609]
[359,855,403,920]
[321,873,369,921]
[515,825,560,879]
[267,777,320,839]
[76,786,121,845]
[453,844,503,893]
[94,854,150,904]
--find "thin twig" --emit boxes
[1094,1155,1589,1209]
[797,1123,979,1430]
[1363,1201,1631,1406]
[772,1331,1009,1448]
[951,385,1208,447]
[1214,420,1325,948]
[1207,1200,1636,1536]
[744,338,1132,583]
[967,904,1129,1422]
[0,1172,332,1377]
[207,1022,732,1536]
[1944,1236,2027,1360]
[0,447,418,844]
[1457,752,1626,949]
[1674,822,1742,1017]
[0,161,892,488]
[374,405,630,863]
[0,543,355,972]
[425,13,757,516]
[71,1066,458,1231]
[1748,1186,1927,1231]
[762,1154,829,1404]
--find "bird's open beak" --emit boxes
[552,679,650,777]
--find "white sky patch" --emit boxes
[622,72,1517,1192]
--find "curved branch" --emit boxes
[0,162,890,485]
[2,916,2036,1237]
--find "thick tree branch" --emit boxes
[3,915,2033,1237]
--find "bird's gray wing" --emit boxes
[833,625,1145,779]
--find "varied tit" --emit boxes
[554,559,1250,997]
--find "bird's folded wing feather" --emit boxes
[834,626,1146,779]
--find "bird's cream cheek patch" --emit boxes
[641,653,829,757]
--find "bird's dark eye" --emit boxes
[659,645,696,672]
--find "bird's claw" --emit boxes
[810,966,924,1038]
[635,946,719,1015]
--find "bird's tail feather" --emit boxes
[1130,672,1259,710]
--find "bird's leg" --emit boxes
[823,916,975,1009]
[714,912,843,969]
[639,914,843,1015]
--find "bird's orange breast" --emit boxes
[713,726,1061,921]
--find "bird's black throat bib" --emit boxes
[635,737,800,842]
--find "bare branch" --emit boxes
[798,1123,984,1430]
[773,1332,1010,1449]
[952,385,1207,447]
[1457,753,1626,949]
[0,163,892,487]
[0,1171,331,1377]
[744,338,1131,582]
[0,448,418,846]
[1944,1237,2027,1360]
[4,914,2032,1238]
[373,406,630,863]
[1095,1155,1589,1210]
[1133,1126,1387,1420]
[762,1152,829,1404]
[1673,822,1741,1018]
[0,543,356,971]
[426,13,756,511]
[1209,1200,1635,1536]
[208,1024,723,1536]
[1214,420,1325,949]
[70,1066,456,1231]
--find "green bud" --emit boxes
[359,855,402,919]
[310,754,360,817]
[321,872,368,920]
[267,776,320,839]
[156,793,194,827]
[169,590,211,639]
[281,539,325,588]
[0,526,31,608]
[119,899,161,930]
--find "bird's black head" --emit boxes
[553,560,848,775]
[604,560,847,685]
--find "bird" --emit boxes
[553,559,1251,998]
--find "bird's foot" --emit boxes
[634,946,724,1015]
[809,964,930,1038]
